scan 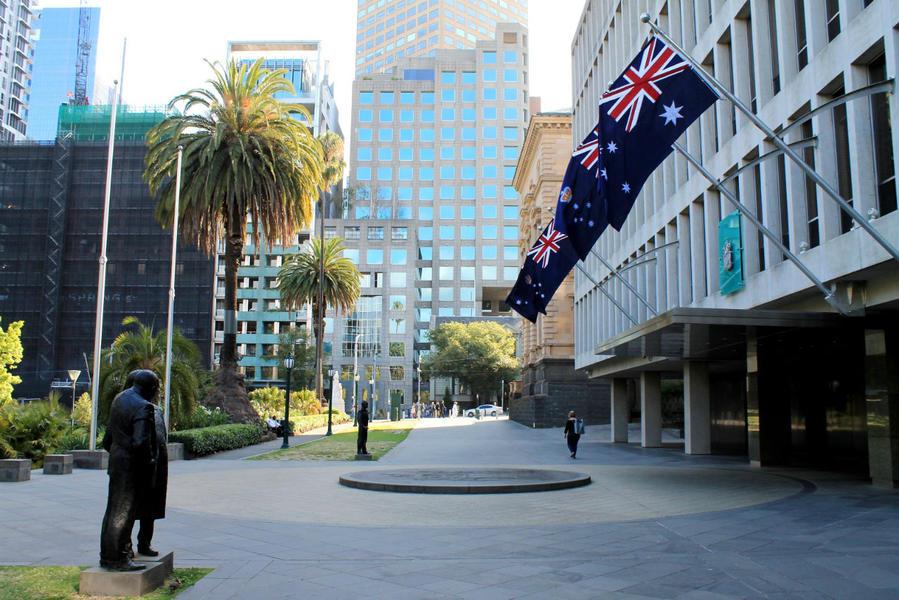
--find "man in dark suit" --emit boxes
[99,370,158,571]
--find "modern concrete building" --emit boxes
[331,21,530,415]
[0,0,34,141]
[354,0,527,76]
[211,41,342,386]
[512,111,609,427]
[570,0,899,486]
[28,6,100,140]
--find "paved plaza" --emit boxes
[1,417,898,599]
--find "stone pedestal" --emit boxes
[70,449,108,470]
[0,459,31,482]
[354,453,373,461]
[135,551,174,575]
[79,561,167,597]
[166,443,184,461]
[43,453,73,474]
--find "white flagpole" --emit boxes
[89,81,119,451]
[640,14,899,265]
[163,146,183,431]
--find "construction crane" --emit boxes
[73,0,91,105]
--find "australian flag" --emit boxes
[508,36,718,322]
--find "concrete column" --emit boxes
[684,362,711,455]
[866,329,899,488]
[640,372,661,448]
[611,378,629,443]
[746,330,762,466]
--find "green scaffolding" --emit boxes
[56,104,170,141]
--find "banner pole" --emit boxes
[641,14,899,265]
[163,146,183,431]
[573,262,640,327]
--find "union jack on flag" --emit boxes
[571,127,600,171]
[526,219,568,269]
[600,36,690,132]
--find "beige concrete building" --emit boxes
[512,111,608,427]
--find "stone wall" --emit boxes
[511,358,610,428]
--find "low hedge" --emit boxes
[168,424,262,457]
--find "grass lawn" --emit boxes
[250,419,418,461]
[0,566,211,600]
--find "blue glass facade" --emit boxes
[28,7,100,140]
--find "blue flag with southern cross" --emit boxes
[507,35,718,323]
[597,35,718,230]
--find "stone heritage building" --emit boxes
[569,0,899,486]
[511,111,609,428]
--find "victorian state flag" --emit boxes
[507,36,717,323]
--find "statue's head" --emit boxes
[129,370,160,401]
[361,401,368,409]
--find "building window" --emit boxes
[357,148,372,161]
[483,51,496,64]
[439,226,455,239]
[439,205,455,219]
[392,227,408,240]
[367,249,383,264]
[418,227,433,241]
[379,128,393,141]
[345,226,361,240]
[391,272,407,287]
[869,54,896,217]
[391,249,407,265]
[359,128,373,141]
[825,0,840,41]
[483,69,497,82]
[401,91,415,104]
[439,246,454,259]
[359,92,374,104]
[378,148,393,161]
[441,89,455,102]
[380,91,394,104]
[441,71,456,84]
[359,110,373,122]
[439,287,454,300]
[794,0,808,70]
[368,227,384,240]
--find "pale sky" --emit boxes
[40,1,586,136]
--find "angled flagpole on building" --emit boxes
[671,141,847,313]
[573,262,640,327]
[89,80,120,451]
[640,13,899,265]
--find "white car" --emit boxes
[466,404,503,417]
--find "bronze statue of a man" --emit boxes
[356,400,369,455]
[99,370,158,571]
[136,397,168,557]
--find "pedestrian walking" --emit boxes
[563,410,584,458]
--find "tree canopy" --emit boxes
[0,318,24,407]
[421,321,519,404]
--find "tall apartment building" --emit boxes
[569,1,899,485]
[330,22,529,416]
[211,41,342,385]
[354,0,527,76]
[0,0,34,141]
[27,6,100,140]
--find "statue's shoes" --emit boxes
[100,559,146,572]
[137,546,159,557]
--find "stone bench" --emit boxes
[0,459,31,482]
[70,449,108,470]
[167,443,184,461]
[43,453,73,475]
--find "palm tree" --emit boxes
[144,59,323,425]
[97,317,202,429]
[278,236,361,409]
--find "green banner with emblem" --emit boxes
[718,211,744,295]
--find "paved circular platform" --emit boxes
[339,467,591,494]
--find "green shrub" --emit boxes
[72,392,92,428]
[289,409,351,434]
[169,424,262,457]
[175,404,229,431]
[250,387,321,420]
[0,398,70,466]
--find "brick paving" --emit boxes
[1,416,897,599]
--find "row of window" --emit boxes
[359,125,521,143]
[357,145,519,161]
[357,164,519,181]
[353,185,517,202]
[359,86,522,106]
[358,106,523,124]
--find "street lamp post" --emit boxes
[416,364,421,420]
[369,375,375,419]
[326,368,335,436]
[352,332,362,425]
[282,354,295,449]
[67,370,80,425]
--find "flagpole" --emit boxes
[163,145,183,431]
[573,262,640,327]
[89,80,119,451]
[640,13,899,265]
[672,141,844,312]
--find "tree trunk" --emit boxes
[210,207,259,426]
[314,304,324,405]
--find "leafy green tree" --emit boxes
[0,397,69,464]
[319,131,346,217]
[97,317,203,429]
[0,317,24,407]
[72,392,92,428]
[278,236,361,405]
[144,58,323,425]
[422,322,520,404]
